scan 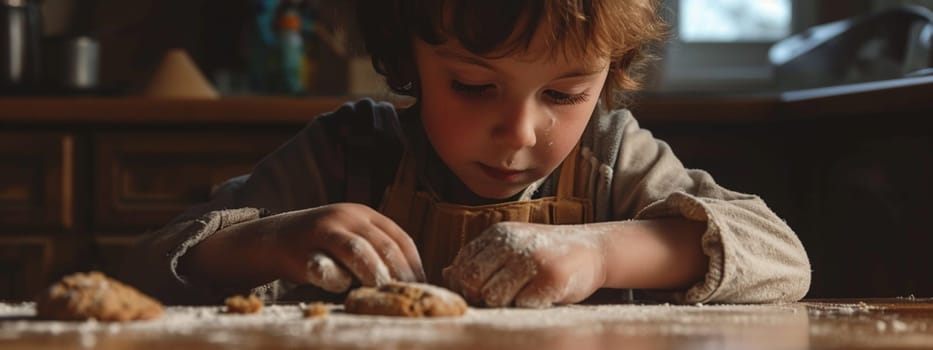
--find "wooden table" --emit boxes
[1,298,931,349]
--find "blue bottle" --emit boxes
[247,0,279,94]
[278,7,306,95]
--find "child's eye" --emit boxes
[451,80,494,97]
[544,89,590,105]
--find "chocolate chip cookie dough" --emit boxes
[224,294,264,314]
[35,271,163,322]
[344,282,468,317]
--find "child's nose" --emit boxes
[493,101,538,149]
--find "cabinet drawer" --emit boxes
[94,132,290,230]
[0,133,72,231]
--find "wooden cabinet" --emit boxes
[0,133,75,300]
[0,97,328,299]
[94,131,289,230]
[0,238,53,300]
[0,133,73,231]
[90,131,293,278]
[0,129,298,299]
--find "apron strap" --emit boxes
[387,116,425,196]
[555,144,581,199]
[389,151,418,194]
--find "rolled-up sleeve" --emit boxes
[121,205,265,304]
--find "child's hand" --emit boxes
[276,203,426,292]
[442,222,608,308]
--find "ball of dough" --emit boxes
[303,302,329,318]
[35,271,163,322]
[224,294,263,314]
[344,282,467,317]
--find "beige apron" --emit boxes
[380,145,594,284]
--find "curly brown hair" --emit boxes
[356,0,667,109]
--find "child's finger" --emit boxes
[305,252,352,292]
[451,223,509,268]
[319,230,392,287]
[352,226,417,282]
[441,265,460,292]
[444,226,508,295]
[370,215,426,282]
[480,256,537,307]
[512,276,564,308]
[448,244,511,301]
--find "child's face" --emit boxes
[413,35,609,200]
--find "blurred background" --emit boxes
[2,0,365,96]
[654,0,933,92]
[1,0,932,301]
[2,0,929,97]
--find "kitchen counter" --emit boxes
[0,96,356,125]
[1,298,931,349]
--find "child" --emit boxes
[122,0,811,306]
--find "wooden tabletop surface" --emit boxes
[2,298,932,349]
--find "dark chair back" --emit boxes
[769,5,933,90]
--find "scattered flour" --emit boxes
[2,301,932,349]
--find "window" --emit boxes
[680,0,792,42]
[650,0,817,93]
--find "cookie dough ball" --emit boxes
[303,302,329,318]
[344,282,467,317]
[35,271,163,322]
[225,294,263,314]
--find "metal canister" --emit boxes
[0,0,42,93]
[63,36,98,91]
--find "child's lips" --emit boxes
[478,163,526,182]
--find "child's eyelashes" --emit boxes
[544,89,590,105]
[450,80,590,105]
[451,80,494,97]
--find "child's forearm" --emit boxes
[177,213,290,291]
[597,218,708,290]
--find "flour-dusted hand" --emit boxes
[304,252,353,293]
[442,222,609,308]
[275,203,426,290]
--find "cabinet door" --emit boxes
[94,131,291,231]
[0,238,52,300]
[0,133,72,231]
